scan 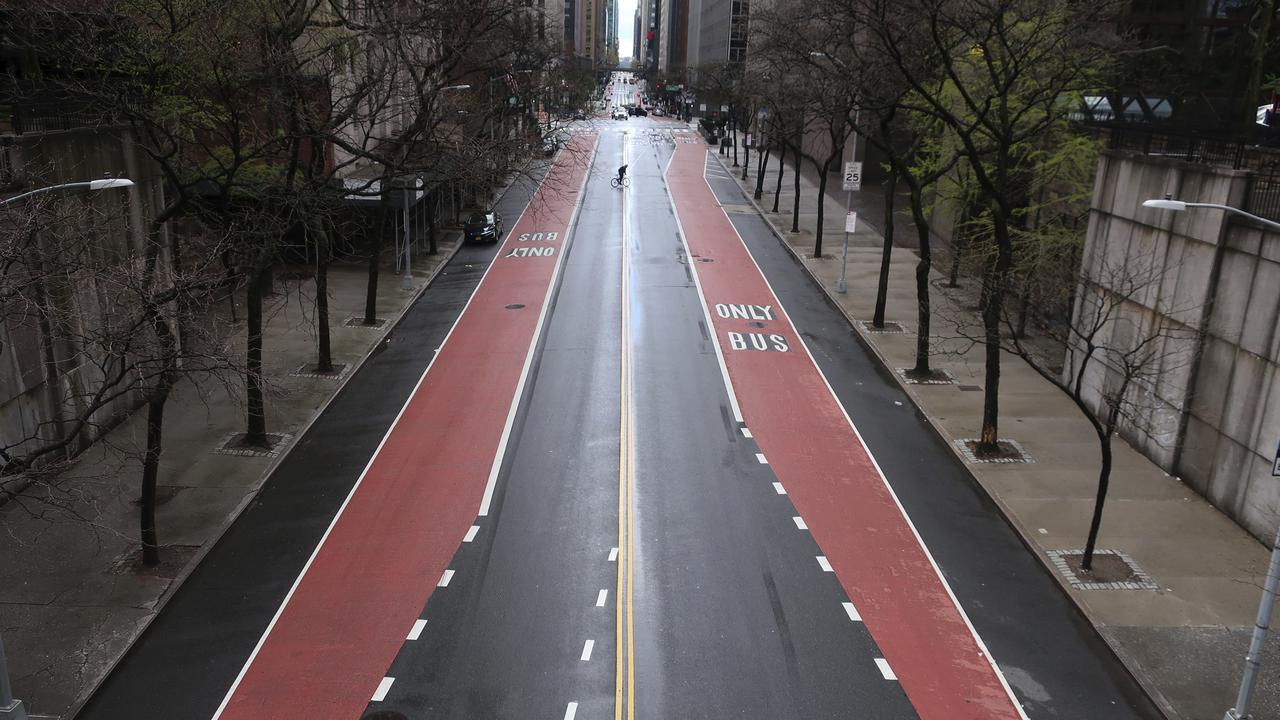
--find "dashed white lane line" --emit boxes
[407,619,427,640]
[875,658,897,680]
[596,589,608,607]
[741,427,753,438]
[580,639,595,661]
[792,516,807,530]
[464,525,480,542]
[372,677,395,701]
[772,482,786,495]
[438,569,455,587]
[608,547,619,562]
[755,452,768,464]
[564,701,579,720]
[842,602,862,622]
[817,556,833,572]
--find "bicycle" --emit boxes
[610,176,630,189]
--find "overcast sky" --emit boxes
[617,0,637,58]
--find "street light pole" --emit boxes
[0,177,134,720]
[1145,197,1280,720]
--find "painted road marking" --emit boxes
[793,516,808,530]
[212,134,601,720]
[597,589,609,607]
[463,525,480,543]
[876,658,897,681]
[772,482,786,495]
[371,677,395,701]
[843,602,863,622]
[608,547,619,562]
[407,619,427,640]
[616,131,637,720]
[564,702,580,720]
[581,639,595,661]
[755,452,768,464]
[817,556,834,572]
[438,569,455,587]
[741,427,753,438]
[666,143,1027,720]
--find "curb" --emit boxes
[61,170,528,720]
[706,150,1176,720]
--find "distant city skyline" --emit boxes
[617,0,637,64]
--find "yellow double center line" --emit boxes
[616,132,637,720]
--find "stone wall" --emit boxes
[1081,150,1280,543]
[0,127,167,471]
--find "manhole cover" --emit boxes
[505,303,525,309]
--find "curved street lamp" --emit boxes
[0,178,135,208]
[1142,197,1280,232]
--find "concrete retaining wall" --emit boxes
[1082,151,1280,544]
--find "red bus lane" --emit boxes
[213,133,598,720]
[665,143,1026,720]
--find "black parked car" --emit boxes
[464,211,503,243]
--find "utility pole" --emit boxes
[1224,522,1280,720]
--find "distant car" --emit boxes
[464,211,503,243]
[651,108,664,117]
[613,108,627,120]
[634,106,648,116]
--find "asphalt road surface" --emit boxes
[78,72,1163,720]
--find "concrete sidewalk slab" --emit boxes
[709,142,1279,720]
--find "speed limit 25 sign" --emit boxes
[843,161,863,192]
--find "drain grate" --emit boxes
[362,713,409,720]
[505,303,525,309]
[957,384,982,391]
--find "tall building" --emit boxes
[605,0,619,65]
[695,0,748,66]
[633,7,642,63]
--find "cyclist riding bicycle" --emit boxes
[617,164,628,185]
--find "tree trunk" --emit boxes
[772,143,787,213]
[316,257,332,373]
[754,140,770,200]
[948,226,963,288]
[872,169,898,327]
[977,212,1014,454]
[907,182,933,376]
[140,392,165,566]
[364,205,387,325]
[245,264,268,447]
[790,146,802,233]
[427,196,438,255]
[741,119,750,181]
[731,110,739,166]
[813,152,834,258]
[1081,427,1113,571]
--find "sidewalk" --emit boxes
[709,140,1280,720]
[0,223,467,718]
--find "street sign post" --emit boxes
[837,209,856,294]
[843,161,863,192]
[1273,439,1280,475]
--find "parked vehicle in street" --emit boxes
[464,210,503,243]
[613,108,628,120]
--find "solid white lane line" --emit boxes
[407,619,427,640]
[817,556,833,572]
[564,702,579,720]
[843,602,862,622]
[438,569,455,587]
[755,452,768,464]
[742,427,753,438]
[773,482,786,495]
[596,589,608,607]
[372,677,395,701]
[792,516,807,530]
[608,547,619,562]
[463,525,480,543]
[581,639,595,661]
[875,658,897,680]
